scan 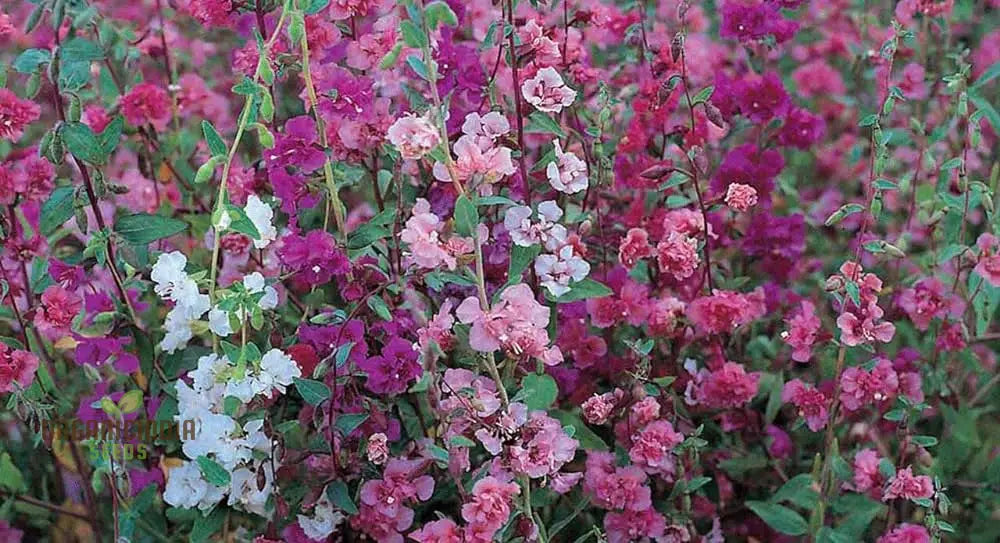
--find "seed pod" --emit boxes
[704,102,725,128]
[671,33,684,62]
[68,94,82,122]
[639,164,673,179]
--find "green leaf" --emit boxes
[61,122,107,165]
[379,42,404,70]
[550,410,608,451]
[39,186,75,236]
[348,222,391,250]
[772,474,819,509]
[114,213,188,245]
[13,49,51,73]
[98,116,124,156]
[973,61,1000,89]
[824,203,864,226]
[507,244,541,284]
[195,456,231,487]
[553,278,613,303]
[326,481,359,514]
[745,501,808,536]
[367,295,393,321]
[201,121,227,157]
[190,508,225,543]
[425,1,459,29]
[690,85,714,104]
[525,112,566,138]
[60,37,104,63]
[294,377,331,405]
[519,373,558,410]
[858,113,879,127]
[334,413,369,436]
[305,0,331,15]
[0,453,26,492]
[400,20,428,48]
[406,55,430,81]
[225,204,261,240]
[969,89,1000,132]
[911,435,938,447]
[453,194,479,237]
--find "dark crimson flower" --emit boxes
[737,72,790,123]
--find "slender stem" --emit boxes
[504,0,531,205]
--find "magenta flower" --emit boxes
[0,88,40,142]
[877,523,931,543]
[0,342,39,393]
[784,300,821,363]
[269,116,327,173]
[883,466,934,502]
[839,359,899,412]
[782,379,829,431]
[121,82,171,130]
[358,337,422,395]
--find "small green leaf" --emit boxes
[0,453,26,492]
[400,20,428,48]
[425,1,459,29]
[824,203,865,226]
[196,456,231,487]
[507,244,541,284]
[305,0,331,15]
[690,85,714,104]
[98,116,124,156]
[114,213,188,245]
[61,122,107,165]
[294,377,331,405]
[39,186,75,236]
[60,37,105,63]
[406,55,430,81]
[746,501,808,536]
[520,373,558,410]
[453,194,479,237]
[554,278,613,303]
[13,49,51,73]
[326,481,359,514]
[202,121,227,157]
[334,413,369,436]
[525,112,566,138]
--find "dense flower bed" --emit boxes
[0,0,999,542]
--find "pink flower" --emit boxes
[410,519,463,543]
[0,89,40,142]
[417,300,456,352]
[433,134,516,186]
[328,0,380,20]
[185,0,232,26]
[648,296,686,336]
[686,288,766,335]
[896,277,963,330]
[883,467,934,502]
[534,245,591,297]
[400,199,456,270]
[0,342,39,393]
[877,523,931,543]
[34,285,82,338]
[852,448,884,493]
[839,360,899,412]
[619,228,653,269]
[656,232,700,281]
[387,113,441,160]
[461,476,520,538]
[521,67,577,113]
[694,362,760,409]
[359,458,434,520]
[509,411,578,478]
[455,284,561,365]
[724,183,758,212]
[629,420,683,475]
[583,451,652,511]
[121,83,172,131]
[737,72,790,123]
[974,233,1000,287]
[784,300,821,362]
[582,390,620,424]
[605,507,666,543]
[504,201,567,251]
[837,302,896,347]
[782,379,829,431]
[546,139,588,194]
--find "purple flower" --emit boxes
[299,319,369,364]
[358,337,422,395]
[777,107,826,149]
[720,0,798,44]
[742,213,806,281]
[268,116,326,173]
[711,143,785,200]
[737,72,790,124]
[277,230,350,287]
[75,335,140,373]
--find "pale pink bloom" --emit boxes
[509,411,578,478]
[582,390,620,424]
[648,296,686,336]
[975,233,1000,287]
[548,471,584,494]
[784,300,821,362]
[386,113,441,160]
[455,284,561,365]
[521,67,577,113]
[837,302,895,346]
[441,368,502,419]
[839,359,899,411]
[656,232,700,281]
[399,198,455,270]
[546,140,588,194]
[461,111,510,141]
[518,19,562,66]
[883,467,934,502]
[417,300,456,351]
[461,476,520,536]
[474,402,528,455]
[367,433,389,465]
[583,451,652,512]
[618,228,653,268]
[410,519,464,543]
[662,208,714,240]
[504,201,567,251]
[851,448,884,493]
[724,183,758,212]
[535,245,591,297]
[432,135,516,186]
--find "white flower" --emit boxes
[228,464,272,517]
[160,307,195,353]
[181,411,237,464]
[461,111,510,141]
[163,461,225,511]
[208,307,233,337]
[503,201,567,251]
[245,194,277,249]
[224,377,257,403]
[151,252,189,299]
[298,489,346,540]
[546,140,588,194]
[257,349,302,397]
[243,272,279,310]
[189,354,227,393]
[534,245,591,297]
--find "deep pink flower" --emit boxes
[782,379,829,431]
[583,451,652,512]
[883,467,934,502]
[277,230,350,287]
[720,0,798,44]
[629,420,683,475]
[777,107,825,149]
[358,337,422,395]
[0,342,39,393]
[461,476,520,537]
[410,519,463,543]
[604,507,666,543]
[269,116,327,173]
[0,89,40,142]
[34,285,82,338]
[618,228,653,268]
[852,448,884,493]
[896,277,963,330]
[737,72,790,123]
[121,83,172,130]
[878,523,931,543]
[509,411,578,479]
[724,183,758,212]
[975,233,1000,287]
[839,360,899,412]
[694,362,760,409]
[837,302,896,347]
[656,232,700,281]
[686,289,766,335]
[185,0,232,26]
[784,300,821,362]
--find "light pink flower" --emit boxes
[546,140,588,194]
[455,284,561,365]
[534,245,591,297]
[725,183,758,212]
[399,198,456,270]
[883,467,934,502]
[509,411,578,478]
[504,201,567,251]
[386,113,441,160]
[851,448,884,493]
[618,228,653,268]
[656,232,700,281]
[521,67,577,113]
